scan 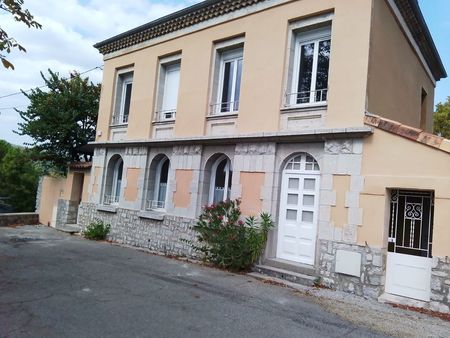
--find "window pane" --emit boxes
[287,194,299,205]
[303,195,315,206]
[215,159,227,188]
[288,178,299,189]
[123,83,132,120]
[286,209,297,221]
[162,63,180,112]
[297,43,314,104]
[303,178,315,190]
[302,211,314,223]
[221,61,234,112]
[233,59,243,110]
[315,39,331,102]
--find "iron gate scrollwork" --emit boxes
[388,190,434,258]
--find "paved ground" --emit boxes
[0,226,447,338]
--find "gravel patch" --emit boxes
[249,273,450,338]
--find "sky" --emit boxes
[0,0,449,146]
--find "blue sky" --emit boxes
[0,0,448,146]
[419,0,450,104]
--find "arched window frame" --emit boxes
[283,153,320,174]
[104,156,123,205]
[208,155,232,205]
[152,157,170,210]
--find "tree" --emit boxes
[0,141,40,212]
[433,97,450,139]
[16,70,100,172]
[0,0,42,69]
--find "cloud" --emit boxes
[0,0,199,145]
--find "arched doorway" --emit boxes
[276,153,320,265]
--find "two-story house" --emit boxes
[75,0,449,312]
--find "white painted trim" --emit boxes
[102,0,291,60]
[111,158,123,205]
[385,0,436,85]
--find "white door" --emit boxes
[276,154,320,265]
[385,190,434,301]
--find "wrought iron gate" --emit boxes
[388,190,434,258]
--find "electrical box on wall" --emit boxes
[335,250,362,277]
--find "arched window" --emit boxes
[209,155,232,204]
[146,155,170,210]
[284,153,320,172]
[104,155,123,205]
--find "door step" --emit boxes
[252,264,317,287]
[56,224,81,234]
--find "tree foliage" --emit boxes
[0,140,40,212]
[433,97,450,139]
[16,70,100,173]
[0,0,41,69]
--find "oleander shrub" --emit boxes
[83,219,110,240]
[188,199,274,272]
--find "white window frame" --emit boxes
[152,157,170,210]
[208,155,232,205]
[284,14,333,109]
[104,157,123,205]
[210,37,244,116]
[112,69,134,125]
[155,54,181,122]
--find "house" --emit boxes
[66,0,450,312]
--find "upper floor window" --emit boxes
[112,70,133,125]
[286,25,331,107]
[155,57,181,122]
[211,43,243,115]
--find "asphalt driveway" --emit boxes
[0,225,386,338]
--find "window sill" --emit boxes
[110,123,128,128]
[280,103,327,114]
[152,119,175,125]
[138,210,165,221]
[97,205,118,213]
[206,112,238,121]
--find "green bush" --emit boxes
[83,220,110,240]
[188,199,274,272]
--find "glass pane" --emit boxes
[315,39,331,102]
[287,194,298,205]
[123,83,132,120]
[162,63,180,112]
[215,159,228,189]
[302,211,314,223]
[221,61,234,112]
[288,178,299,189]
[303,178,315,190]
[233,59,242,111]
[286,209,297,221]
[297,43,314,104]
[213,187,224,204]
[305,163,313,170]
[303,195,315,206]
[293,163,301,170]
[157,183,167,205]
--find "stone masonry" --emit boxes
[78,202,199,258]
[430,257,450,313]
[55,199,79,228]
[318,239,385,300]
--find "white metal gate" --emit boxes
[385,190,434,301]
[276,154,320,265]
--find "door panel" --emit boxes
[385,252,431,301]
[277,173,319,265]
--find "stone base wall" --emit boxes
[55,199,79,228]
[318,240,385,300]
[0,213,39,227]
[431,257,450,313]
[77,202,200,258]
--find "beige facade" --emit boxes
[72,0,450,312]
